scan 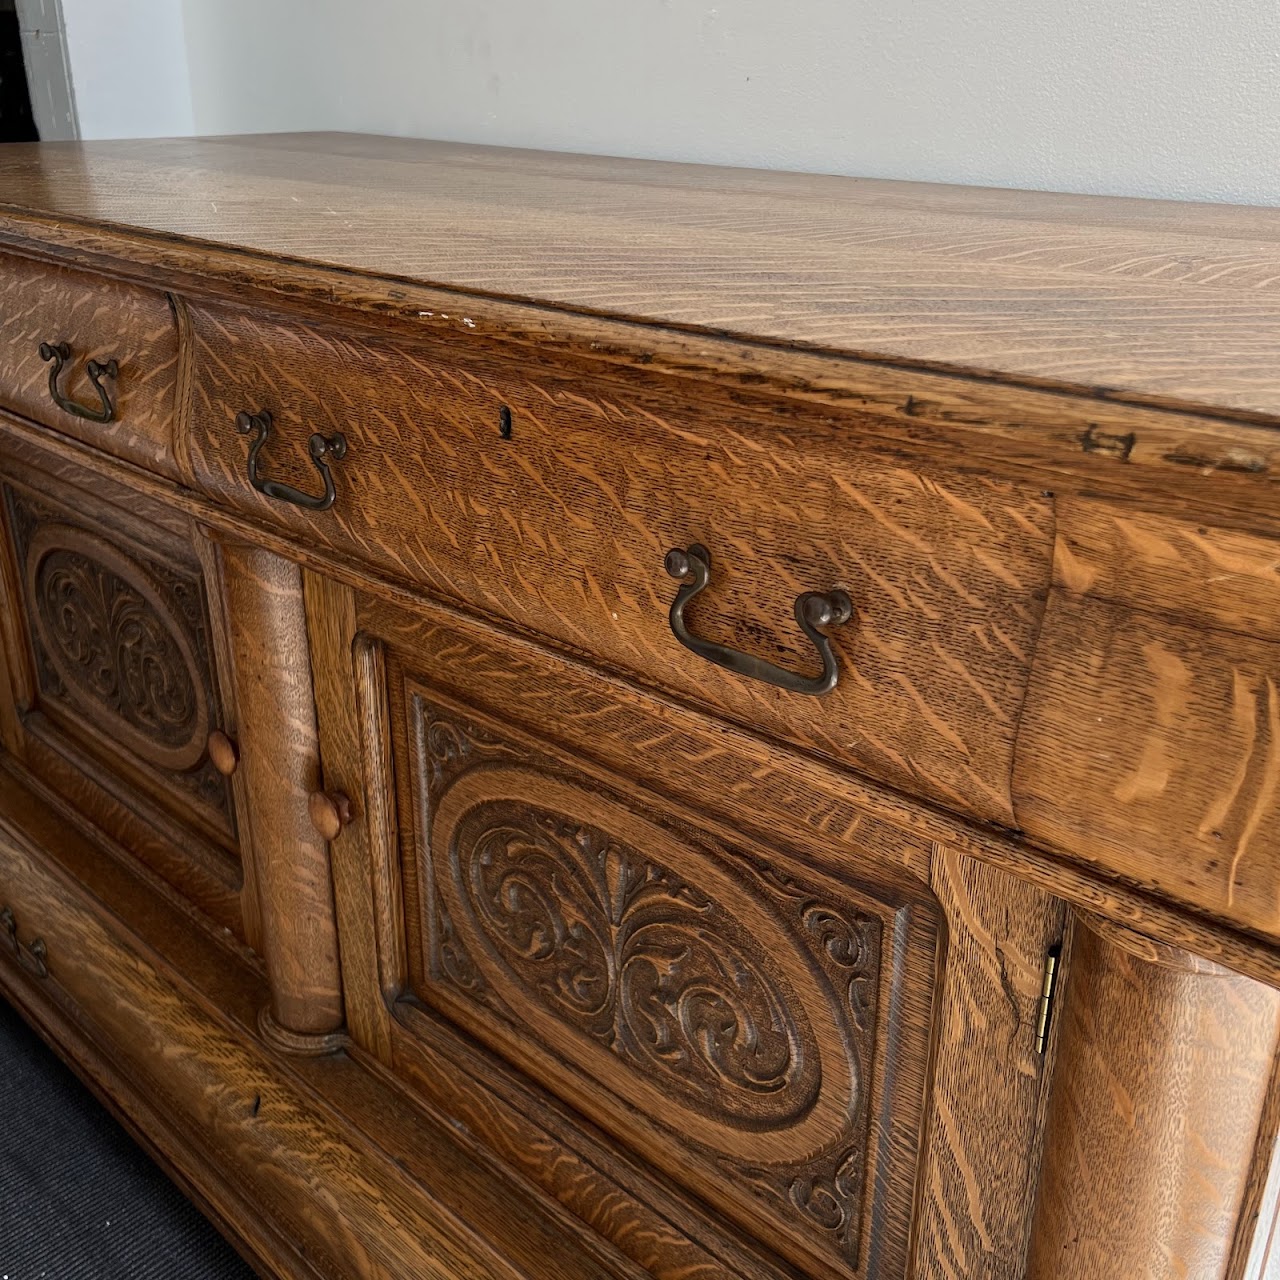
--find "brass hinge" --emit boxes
[1034,944,1062,1055]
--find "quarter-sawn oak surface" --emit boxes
[0,133,1277,1280]
[4,134,1280,419]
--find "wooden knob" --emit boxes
[207,729,240,777]
[308,790,352,841]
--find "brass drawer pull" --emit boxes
[0,905,49,979]
[39,341,118,423]
[664,543,853,696]
[235,410,347,512]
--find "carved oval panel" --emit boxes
[431,765,862,1164]
[25,523,210,771]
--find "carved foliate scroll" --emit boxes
[410,696,888,1271]
[4,484,232,825]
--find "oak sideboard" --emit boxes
[0,133,1277,1280]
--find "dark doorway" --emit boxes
[0,0,37,143]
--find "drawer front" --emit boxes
[0,441,244,935]
[187,303,1054,825]
[355,607,940,1280]
[1015,499,1280,939]
[0,253,179,477]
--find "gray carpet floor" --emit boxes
[0,996,257,1278]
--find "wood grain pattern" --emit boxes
[0,433,39,768]
[10,402,1277,990]
[14,729,244,937]
[1016,498,1280,941]
[187,301,1054,826]
[4,133,1280,1280]
[914,848,1066,1279]
[7,134,1280,420]
[302,571,393,1059]
[1052,497,1280,646]
[1016,591,1280,939]
[0,249,178,475]
[191,520,262,950]
[387,1015,777,1280]
[0,761,640,1280]
[220,541,342,1036]
[1027,913,1280,1279]
[347,593,941,1280]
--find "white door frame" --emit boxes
[15,0,79,140]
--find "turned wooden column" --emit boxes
[221,542,343,1044]
[1028,913,1280,1280]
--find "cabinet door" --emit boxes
[402,693,926,1276]
[307,576,1074,1280]
[0,436,248,936]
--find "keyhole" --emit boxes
[498,406,513,440]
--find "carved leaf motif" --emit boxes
[803,904,879,1034]
[416,705,889,1269]
[423,710,517,792]
[455,803,819,1122]
[425,717,473,791]
[435,897,483,992]
[38,548,197,746]
[787,1145,865,1245]
[10,505,219,785]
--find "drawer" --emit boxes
[187,303,1055,825]
[0,252,179,477]
[1014,499,1280,939]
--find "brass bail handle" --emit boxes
[664,543,854,696]
[39,340,119,423]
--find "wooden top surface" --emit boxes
[2,131,1280,421]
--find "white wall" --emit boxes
[60,0,192,138]
[179,0,340,137]
[60,0,1280,205]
